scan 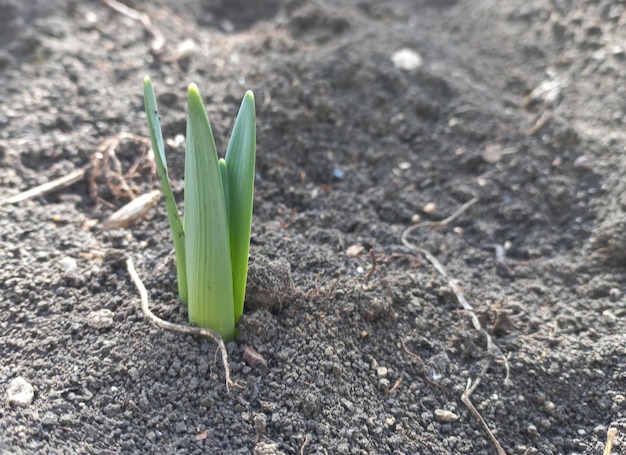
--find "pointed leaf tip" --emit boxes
[244,90,254,102]
[188,83,200,96]
[144,75,152,84]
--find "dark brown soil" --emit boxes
[1,0,625,454]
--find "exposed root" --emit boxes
[461,363,507,455]
[401,196,511,454]
[126,257,242,392]
[365,246,378,280]
[1,168,86,205]
[400,339,448,393]
[604,428,617,455]
[89,132,154,210]
[300,434,311,455]
[100,0,166,55]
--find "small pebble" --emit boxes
[376,366,388,378]
[609,288,621,302]
[423,202,437,214]
[481,143,504,163]
[59,256,77,273]
[254,413,267,434]
[302,394,318,418]
[324,346,334,356]
[378,378,390,391]
[391,48,422,71]
[85,309,114,329]
[6,377,34,407]
[543,401,555,414]
[434,409,459,423]
[41,411,59,426]
[573,155,592,171]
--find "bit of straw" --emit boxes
[100,0,165,54]
[401,196,511,454]
[2,168,86,205]
[604,428,617,455]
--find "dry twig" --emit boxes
[401,197,511,454]
[461,365,507,455]
[604,428,617,455]
[525,111,552,136]
[100,0,165,54]
[126,257,241,392]
[365,246,377,280]
[89,132,154,207]
[2,168,86,205]
[401,196,509,378]
[300,434,311,455]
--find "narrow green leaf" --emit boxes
[185,83,235,341]
[143,76,188,304]
[224,90,256,323]
[218,158,230,223]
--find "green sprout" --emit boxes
[143,76,256,342]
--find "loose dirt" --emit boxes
[1,0,625,454]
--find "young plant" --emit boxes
[143,76,256,342]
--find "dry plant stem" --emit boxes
[365,246,377,280]
[300,434,311,455]
[100,0,165,54]
[400,338,447,392]
[401,197,511,454]
[525,111,552,136]
[2,168,86,205]
[89,132,153,204]
[125,257,240,392]
[401,196,509,381]
[461,363,507,455]
[604,428,617,455]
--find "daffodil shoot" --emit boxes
[143,76,256,342]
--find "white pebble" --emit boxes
[6,376,34,407]
[86,309,114,329]
[59,256,77,273]
[423,202,437,214]
[391,48,422,71]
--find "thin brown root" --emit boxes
[400,339,447,392]
[89,132,154,208]
[604,428,617,455]
[461,361,507,455]
[126,257,242,392]
[365,246,377,280]
[387,377,403,395]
